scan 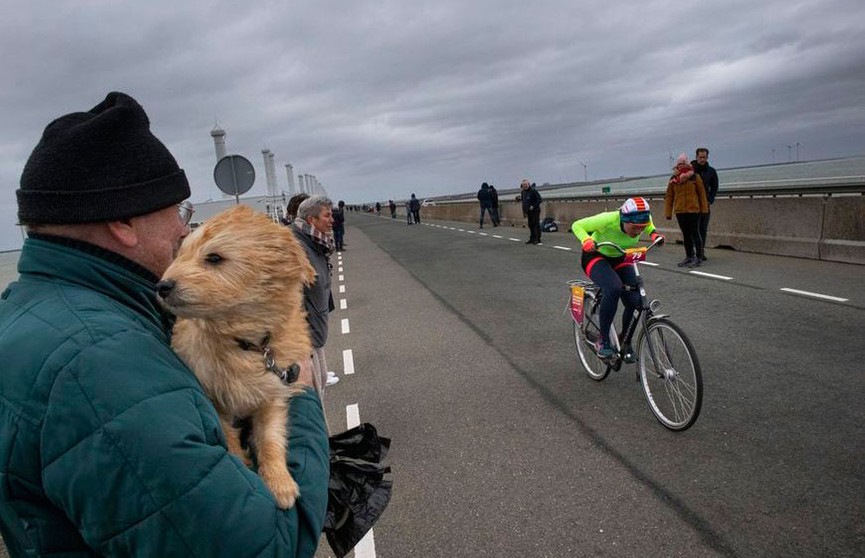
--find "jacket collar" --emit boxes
[17,235,174,337]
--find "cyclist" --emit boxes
[571,197,664,360]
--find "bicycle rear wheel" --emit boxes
[637,317,702,431]
[573,290,610,381]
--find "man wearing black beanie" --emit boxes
[0,93,329,557]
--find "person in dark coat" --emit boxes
[333,200,346,251]
[520,179,543,244]
[389,199,397,218]
[477,182,494,228]
[293,195,340,392]
[691,147,719,261]
[0,92,329,557]
[409,193,421,224]
[489,183,501,226]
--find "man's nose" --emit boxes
[155,279,176,299]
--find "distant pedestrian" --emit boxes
[333,200,346,251]
[665,154,709,267]
[520,179,542,244]
[409,193,421,224]
[405,200,413,224]
[375,201,381,216]
[389,199,397,218]
[691,147,719,261]
[489,183,501,226]
[477,182,494,228]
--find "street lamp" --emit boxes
[579,161,588,182]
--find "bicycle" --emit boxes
[566,239,703,431]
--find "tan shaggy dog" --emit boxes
[157,204,315,509]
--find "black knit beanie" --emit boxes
[17,92,191,224]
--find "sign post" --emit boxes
[214,155,256,204]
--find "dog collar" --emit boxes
[234,332,300,384]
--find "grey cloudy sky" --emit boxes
[2,0,865,249]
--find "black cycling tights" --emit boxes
[582,253,641,345]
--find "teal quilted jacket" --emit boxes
[0,237,329,557]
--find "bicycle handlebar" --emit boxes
[594,236,663,255]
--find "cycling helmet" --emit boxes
[620,197,651,224]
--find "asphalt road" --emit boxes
[318,213,865,557]
[2,215,863,557]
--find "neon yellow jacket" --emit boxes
[571,211,656,258]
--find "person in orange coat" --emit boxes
[664,153,709,267]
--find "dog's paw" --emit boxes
[270,473,300,509]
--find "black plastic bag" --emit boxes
[324,423,392,557]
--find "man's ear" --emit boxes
[106,219,139,248]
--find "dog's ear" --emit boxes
[277,226,318,287]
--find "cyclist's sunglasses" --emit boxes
[621,211,651,225]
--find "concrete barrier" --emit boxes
[413,195,865,265]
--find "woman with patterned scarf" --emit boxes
[664,154,709,267]
[294,196,338,396]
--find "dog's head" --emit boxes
[157,205,315,320]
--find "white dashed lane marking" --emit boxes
[690,270,733,280]
[341,318,350,334]
[780,288,849,302]
[340,299,347,310]
[343,349,355,375]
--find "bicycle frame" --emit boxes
[570,238,667,373]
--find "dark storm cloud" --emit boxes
[2,0,864,248]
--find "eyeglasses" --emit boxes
[178,201,195,226]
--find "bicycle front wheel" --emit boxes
[637,317,702,431]
[573,290,610,381]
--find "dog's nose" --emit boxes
[155,279,176,299]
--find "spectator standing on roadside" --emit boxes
[389,199,397,218]
[665,153,709,268]
[489,183,501,226]
[405,200,413,224]
[375,201,381,216]
[333,200,346,251]
[294,196,340,392]
[520,179,543,244]
[409,193,421,224]
[477,182,494,228]
[286,192,310,224]
[691,147,719,261]
[0,91,328,557]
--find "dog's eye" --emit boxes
[204,253,224,264]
